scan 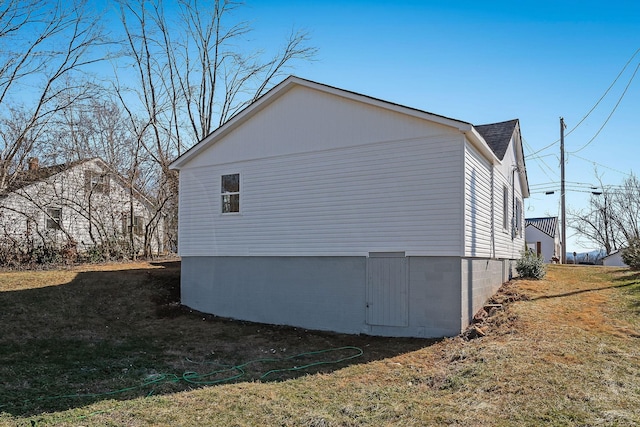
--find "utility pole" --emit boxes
[560,117,566,264]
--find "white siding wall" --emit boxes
[492,137,526,259]
[179,85,468,257]
[603,251,626,267]
[183,85,460,168]
[179,134,465,257]
[525,226,559,263]
[464,140,493,257]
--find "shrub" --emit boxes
[516,250,546,279]
[622,238,640,269]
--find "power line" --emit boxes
[569,62,640,154]
[522,136,559,182]
[565,47,640,140]
[570,153,633,177]
[530,180,601,187]
[527,139,558,158]
[527,47,640,157]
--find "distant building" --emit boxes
[525,217,561,263]
[602,250,627,267]
[0,157,164,256]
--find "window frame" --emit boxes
[46,207,62,230]
[132,216,144,236]
[26,217,35,237]
[502,186,509,231]
[122,213,145,236]
[221,173,240,214]
[515,198,523,237]
[85,170,110,195]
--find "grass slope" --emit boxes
[1,263,639,426]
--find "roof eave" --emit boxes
[513,122,530,198]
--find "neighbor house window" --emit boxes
[46,208,62,230]
[122,214,145,236]
[502,186,509,230]
[26,218,34,237]
[85,170,110,194]
[221,173,240,213]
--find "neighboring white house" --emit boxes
[0,157,164,257]
[603,250,627,267]
[170,76,529,338]
[525,217,561,263]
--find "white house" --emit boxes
[603,250,627,267]
[170,76,529,338]
[525,217,561,263]
[0,157,164,258]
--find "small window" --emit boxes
[26,218,34,237]
[515,198,523,237]
[85,170,110,194]
[221,173,240,213]
[122,214,145,236]
[46,208,62,230]
[502,186,509,230]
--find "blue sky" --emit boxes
[232,0,640,252]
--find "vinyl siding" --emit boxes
[464,140,493,257]
[183,85,460,168]
[492,136,526,259]
[178,134,465,257]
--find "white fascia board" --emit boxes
[464,127,502,166]
[517,156,530,199]
[511,123,530,198]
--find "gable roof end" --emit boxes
[475,119,529,198]
[169,75,505,170]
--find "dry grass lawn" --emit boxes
[1,262,640,426]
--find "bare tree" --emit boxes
[0,0,108,191]
[610,174,640,243]
[571,187,619,255]
[115,0,316,250]
[571,173,640,254]
[0,0,315,260]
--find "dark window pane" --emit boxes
[222,194,240,213]
[222,174,239,193]
[47,208,61,229]
[134,216,144,235]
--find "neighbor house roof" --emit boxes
[0,158,156,208]
[525,217,559,239]
[2,159,89,195]
[603,248,628,259]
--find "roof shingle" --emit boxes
[525,217,559,239]
[2,159,88,195]
[475,119,519,160]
